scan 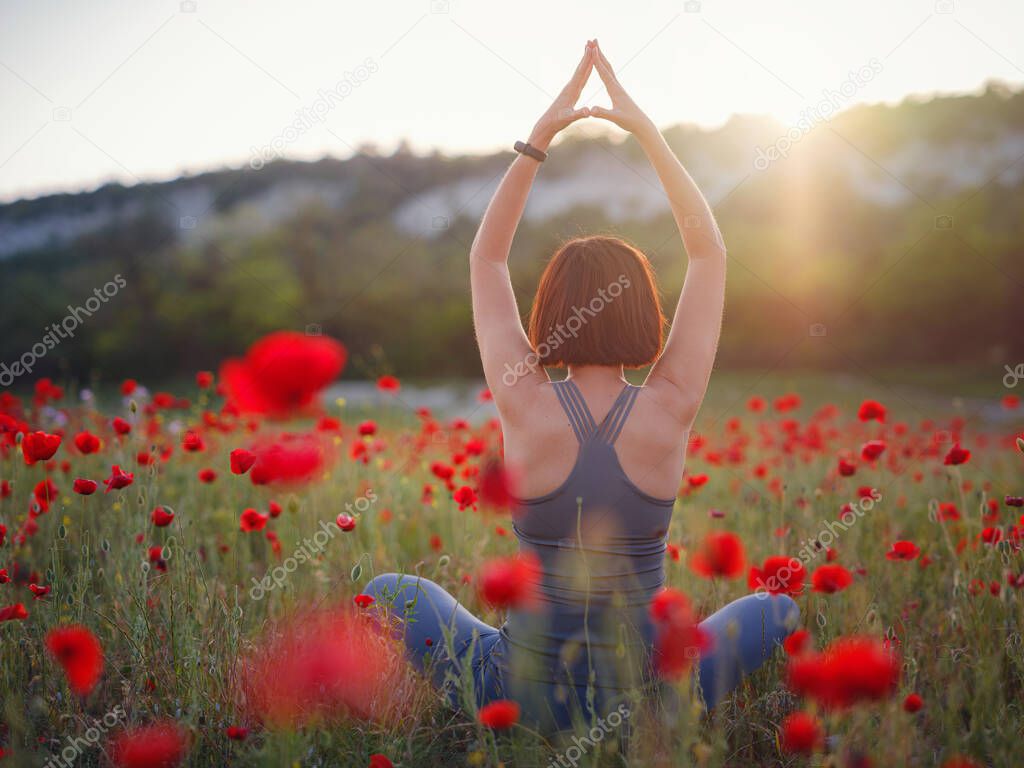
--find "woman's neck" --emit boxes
[565,365,627,387]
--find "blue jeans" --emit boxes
[363,574,798,728]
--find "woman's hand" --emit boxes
[589,42,655,138]
[527,41,595,151]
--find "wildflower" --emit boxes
[22,431,61,464]
[478,554,539,609]
[45,625,104,696]
[109,721,187,768]
[748,556,806,595]
[812,564,853,593]
[857,400,886,423]
[478,700,520,729]
[885,541,920,561]
[689,531,745,579]
[780,711,823,754]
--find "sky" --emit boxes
[1,0,1022,201]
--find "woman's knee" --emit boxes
[745,592,800,638]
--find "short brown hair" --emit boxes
[527,235,665,368]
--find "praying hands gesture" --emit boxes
[529,40,655,150]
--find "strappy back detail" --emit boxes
[552,379,639,446]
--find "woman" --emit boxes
[365,40,798,730]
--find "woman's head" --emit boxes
[528,235,665,369]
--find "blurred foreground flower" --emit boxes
[247,433,334,487]
[477,699,520,729]
[110,721,188,768]
[478,553,540,609]
[220,331,346,417]
[45,625,103,696]
[786,636,899,709]
[649,587,710,680]
[239,608,415,728]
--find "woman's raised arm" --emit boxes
[470,42,594,412]
[589,42,727,424]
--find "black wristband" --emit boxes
[514,140,547,163]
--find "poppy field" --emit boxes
[1,331,1023,768]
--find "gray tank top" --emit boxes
[503,379,676,697]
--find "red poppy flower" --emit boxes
[786,635,899,709]
[353,594,375,609]
[240,509,269,532]
[248,435,332,487]
[780,711,822,754]
[104,465,134,493]
[181,431,205,452]
[837,458,856,477]
[241,608,411,727]
[230,448,256,475]
[479,460,515,511]
[198,468,217,483]
[687,473,709,488]
[943,443,971,466]
[431,461,454,482]
[478,554,539,609]
[73,431,101,454]
[73,478,98,495]
[811,564,853,593]
[369,755,394,768]
[478,699,520,729]
[219,331,346,417]
[649,587,711,680]
[121,379,138,395]
[903,692,923,712]
[860,440,886,461]
[151,506,175,527]
[336,514,356,532]
[110,721,188,768]
[0,569,8,584]
[748,556,806,595]
[784,628,811,656]
[376,375,400,393]
[29,583,51,600]
[453,485,478,511]
[885,541,920,561]
[358,420,377,437]
[34,478,59,509]
[0,603,28,622]
[112,417,132,435]
[196,371,214,389]
[689,531,746,579]
[857,399,886,423]
[45,625,104,696]
[225,726,248,740]
[22,431,61,465]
